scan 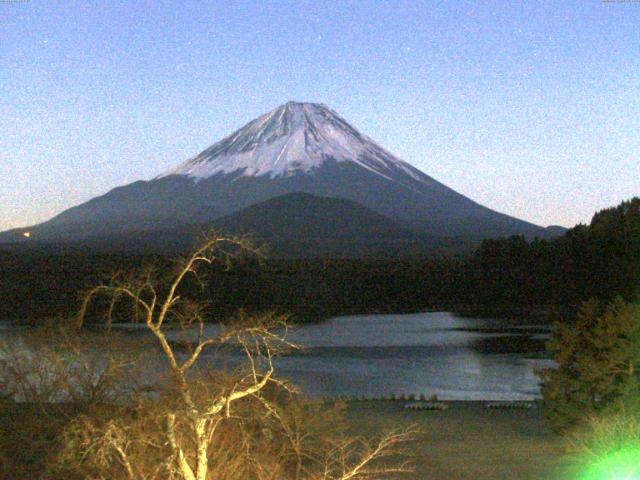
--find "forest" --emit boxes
[1,197,638,324]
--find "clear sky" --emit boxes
[1,0,638,231]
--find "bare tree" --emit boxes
[59,234,415,480]
[0,319,148,406]
[0,320,151,479]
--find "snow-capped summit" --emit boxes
[159,101,430,185]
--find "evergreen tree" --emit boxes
[537,298,640,432]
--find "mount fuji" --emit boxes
[0,101,557,253]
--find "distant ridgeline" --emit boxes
[0,198,638,323]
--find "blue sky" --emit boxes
[1,0,639,230]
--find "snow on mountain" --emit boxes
[158,101,433,186]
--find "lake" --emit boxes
[0,312,554,401]
[274,312,553,400]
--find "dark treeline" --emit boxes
[0,252,462,323]
[0,252,161,323]
[1,197,638,324]
[203,257,463,320]
[459,197,640,316]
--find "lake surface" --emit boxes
[274,312,552,401]
[0,312,554,401]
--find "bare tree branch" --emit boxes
[49,233,418,480]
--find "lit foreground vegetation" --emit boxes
[539,297,640,479]
[0,236,416,479]
[0,386,579,479]
[2,234,640,479]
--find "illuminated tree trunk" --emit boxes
[195,418,208,480]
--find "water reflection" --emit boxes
[273,312,552,400]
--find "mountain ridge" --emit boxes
[213,191,411,240]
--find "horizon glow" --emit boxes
[1,0,639,231]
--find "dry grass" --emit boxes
[343,400,580,480]
[2,399,582,479]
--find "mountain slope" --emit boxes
[0,101,554,247]
[210,192,472,257]
[159,101,442,184]
[213,192,409,240]
[0,193,477,258]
